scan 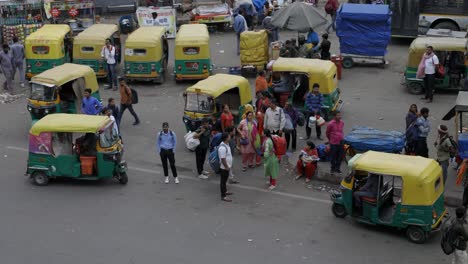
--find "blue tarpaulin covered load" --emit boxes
[336,4,392,57]
[344,126,405,153]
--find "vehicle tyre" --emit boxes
[406,226,427,244]
[32,171,49,186]
[408,82,424,95]
[433,21,459,31]
[332,203,347,218]
[118,172,128,185]
[342,57,354,69]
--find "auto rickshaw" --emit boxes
[268,57,343,120]
[25,24,72,79]
[405,37,468,95]
[28,63,100,121]
[182,74,253,131]
[443,91,468,170]
[331,151,446,244]
[124,26,169,84]
[26,114,128,186]
[73,24,121,78]
[174,24,212,81]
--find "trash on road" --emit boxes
[0,93,23,104]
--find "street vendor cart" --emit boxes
[336,4,391,69]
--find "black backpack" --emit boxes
[131,88,138,104]
[443,136,458,158]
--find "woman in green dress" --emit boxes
[263,129,279,190]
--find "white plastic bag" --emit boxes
[308,116,317,128]
[184,131,200,151]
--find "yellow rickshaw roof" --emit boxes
[176,24,209,46]
[30,114,111,136]
[126,26,166,47]
[74,24,119,44]
[272,57,336,75]
[186,74,250,98]
[409,37,468,53]
[26,24,71,43]
[31,63,99,93]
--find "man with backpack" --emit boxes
[441,207,468,263]
[219,132,234,202]
[325,0,339,33]
[210,127,239,184]
[156,122,178,184]
[119,77,140,126]
[435,125,455,184]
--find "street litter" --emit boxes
[0,93,23,104]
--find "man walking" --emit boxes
[435,125,454,184]
[81,88,102,115]
[316,33,331,60]
[326,112,344,173]
[420,46,438,103]
[119,78,140,126]
[264,100,286,135]
[325,0,339,33]
[101,39,118,90]
[233,9,247,55]
[194,120,211,179]
[156,122,179,184]
[10,37,25,87]
[219,132,234,202]
[0,44,14,94]
[107,98,120,128]
[415,107,430,158]
[305,83,323,140]
[449,207,468,264]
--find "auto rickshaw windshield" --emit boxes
[30,83,56,101]
[99,123,119,148]
[184,92,214,113]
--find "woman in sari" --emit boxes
[238,111,260,171]
[295,141,319,183]
[263,129,279,190]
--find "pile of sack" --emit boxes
[240,30,269,68]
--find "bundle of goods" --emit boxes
[2,23,42,44]
[344,126,405,153]
[240,30,269,73]
[270,41,282,60]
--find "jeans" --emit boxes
[306,112,321,138]
[220,168,230,198]
[353,191,375,207]
[236,33,241,55]
[424,74,435,100]
[415,137,428,158]
[13,60,25,83]
[2,70,13,94]
[160,149,177,177]
[439,160,449,184]
[195,147,208,175]
[107,63,118,88]
[285,128,297,150]
[330,143,344,171]
[120,104,140,123]
[326,13,336,32]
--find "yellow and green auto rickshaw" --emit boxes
[28,63,100,121]
[331,151,446,244]
[174,24,212,81]
[124,26,169,84]
[73,24,121,78]
[405,37,468,95]
[183,74,253,131]
[25,24,72,79]
[269,57,343,120]
[26,114,127,186]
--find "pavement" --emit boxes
[0,6,464,263]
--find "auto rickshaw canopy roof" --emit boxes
[73,24,119,45]
[186,74,252,104]
[442,91,468,121]
[175,24,209,46]
[352,151,443,205]
[31,63,99,93]
[30,114,112,136]
[25,24,71,44]
[407,37,468,68]
[126,26,166,48]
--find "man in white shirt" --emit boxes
[422,45,439,103]
[218,132,233,202]
[263,100,286,135]
[101,39,118,91]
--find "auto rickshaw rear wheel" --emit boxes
[118,172,128,185]
[32,171,49,186]
[332,203,347,218]
[406,226,428,244]
[408,82,424,95]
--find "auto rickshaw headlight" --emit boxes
[203,64,207,70]
[151,64,156,71]
[44,109,49,114]
[27,106,32,112]
[177,65,182,71]
[433,209,437,219]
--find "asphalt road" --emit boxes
[0,29,459,263]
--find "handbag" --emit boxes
[316,115,326,127]
[308,116,317,128]
[437,64,445,78]
[240,137,250,145]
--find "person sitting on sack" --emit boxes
[295,141,319,183]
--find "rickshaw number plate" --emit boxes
[185,62,199,71]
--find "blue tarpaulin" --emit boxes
[336,4,392,57]
[344,126,405,153]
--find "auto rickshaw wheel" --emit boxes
[332,203,347,218]
[118,172,128,185]
[32,171,49,186]
[342,57,354,69]
[406,226,428,244]
[408,82,424,95]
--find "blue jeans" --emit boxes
[326,13,336,32]
[439,160,449,184]
[107,63,118,88]
[330,143,344,171]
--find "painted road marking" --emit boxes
[5,145,331,204]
